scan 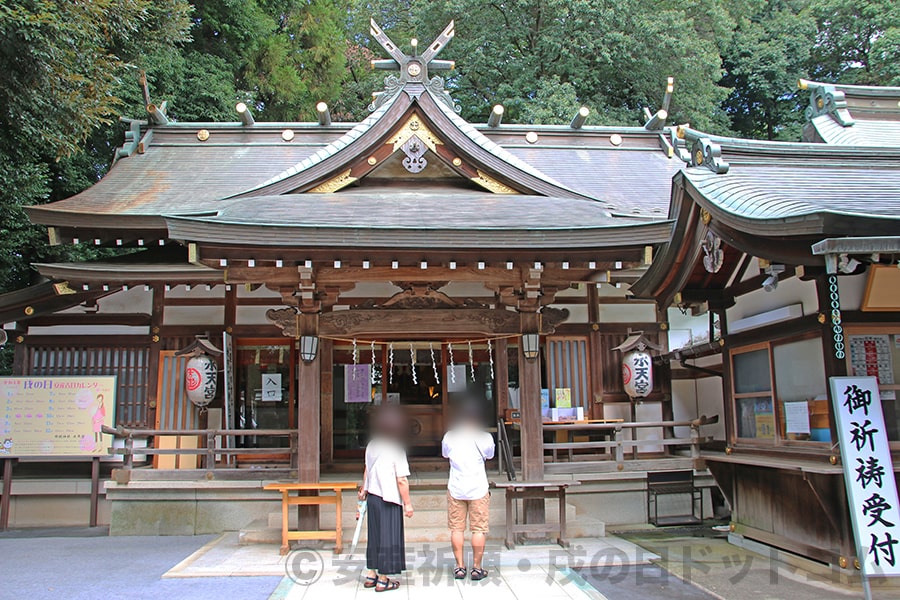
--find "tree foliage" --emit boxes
[0,0,897,299]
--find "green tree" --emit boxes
[352,0,733,131]
[0,0,192,294]
[809,0,900,84]
[720,0,816,140]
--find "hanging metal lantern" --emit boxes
[185,354,217,407]
[613,333,661,401]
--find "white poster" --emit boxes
[784,401,811,434]
[446,365,468,393]
[261,373,282,402]
[830,376,900,577]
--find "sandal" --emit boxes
[363,576,378,588]
[470,567,488,581]
[375,578,400,592]
[453,566,467,580]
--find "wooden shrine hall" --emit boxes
[1,20,899,572]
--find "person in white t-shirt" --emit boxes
[359,405,413,592]
[442,400,495,581]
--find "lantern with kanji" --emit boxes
[176,336,224,409]
[613,333,661,400]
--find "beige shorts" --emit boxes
[447,491,490,533]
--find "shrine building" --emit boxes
[1,21,899,573]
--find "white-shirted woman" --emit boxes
[359,405,413,592]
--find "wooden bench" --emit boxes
[263,481,357,555]
[647,470,702,526]
[493,480,581,549]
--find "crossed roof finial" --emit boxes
[368,20,459,113]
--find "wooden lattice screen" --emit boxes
[546,337,591,410]
[25,342,151,427]
[155,351,200,431]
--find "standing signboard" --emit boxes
[0,377,116,457]
[830,376,900,598]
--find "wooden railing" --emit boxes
[541,415,719,468]
[101,425,298,470]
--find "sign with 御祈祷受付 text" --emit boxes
[0,377,116,457]
[831,376,900,576]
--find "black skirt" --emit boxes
[366,493,406,575]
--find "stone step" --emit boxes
[266,500,577,529]
[240,492,604,546]
[239,513,606,545]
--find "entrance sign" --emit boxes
[830,376,900,586]
[0,377,116,457]
[262,373,283,402]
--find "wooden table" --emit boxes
[263,481,357,555]
[492,480,581,549]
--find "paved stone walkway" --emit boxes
[165,533,653,599]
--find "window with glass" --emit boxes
[234,341,294,448]
[730,334,831,445]
[844,326,900,443]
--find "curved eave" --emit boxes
[24,207,170,230]
[629,183,702,305]
[164,216,673,250]
[34,262,224,283]
[681,127,900,159]
[681,175,900,237]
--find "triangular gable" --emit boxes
[229,87,598,201]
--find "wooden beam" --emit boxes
[27,313,151,327]
[200,244,647,266]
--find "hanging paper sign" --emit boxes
[830,376,900,577]
[185,354,217,407]
[622,350,653,398]
[345,365,371,403]
[261,373,282,402]
[446,365,467,392]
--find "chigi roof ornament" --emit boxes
[368,19,460,113]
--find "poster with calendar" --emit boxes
[0,377,116,457]
[849,335,895,385]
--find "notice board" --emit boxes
[0,376,116,457]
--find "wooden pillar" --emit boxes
[12,340,26,375]
[495,337,509,420]
[656,307,675,435]
[146,284,165,428]
[297,312,321,531]
[1,458,13,531]
[89,457,100,527]
[320,338,334,466]
[816,274,846,447]
[519,312,545,525]
[587,285,603,419]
